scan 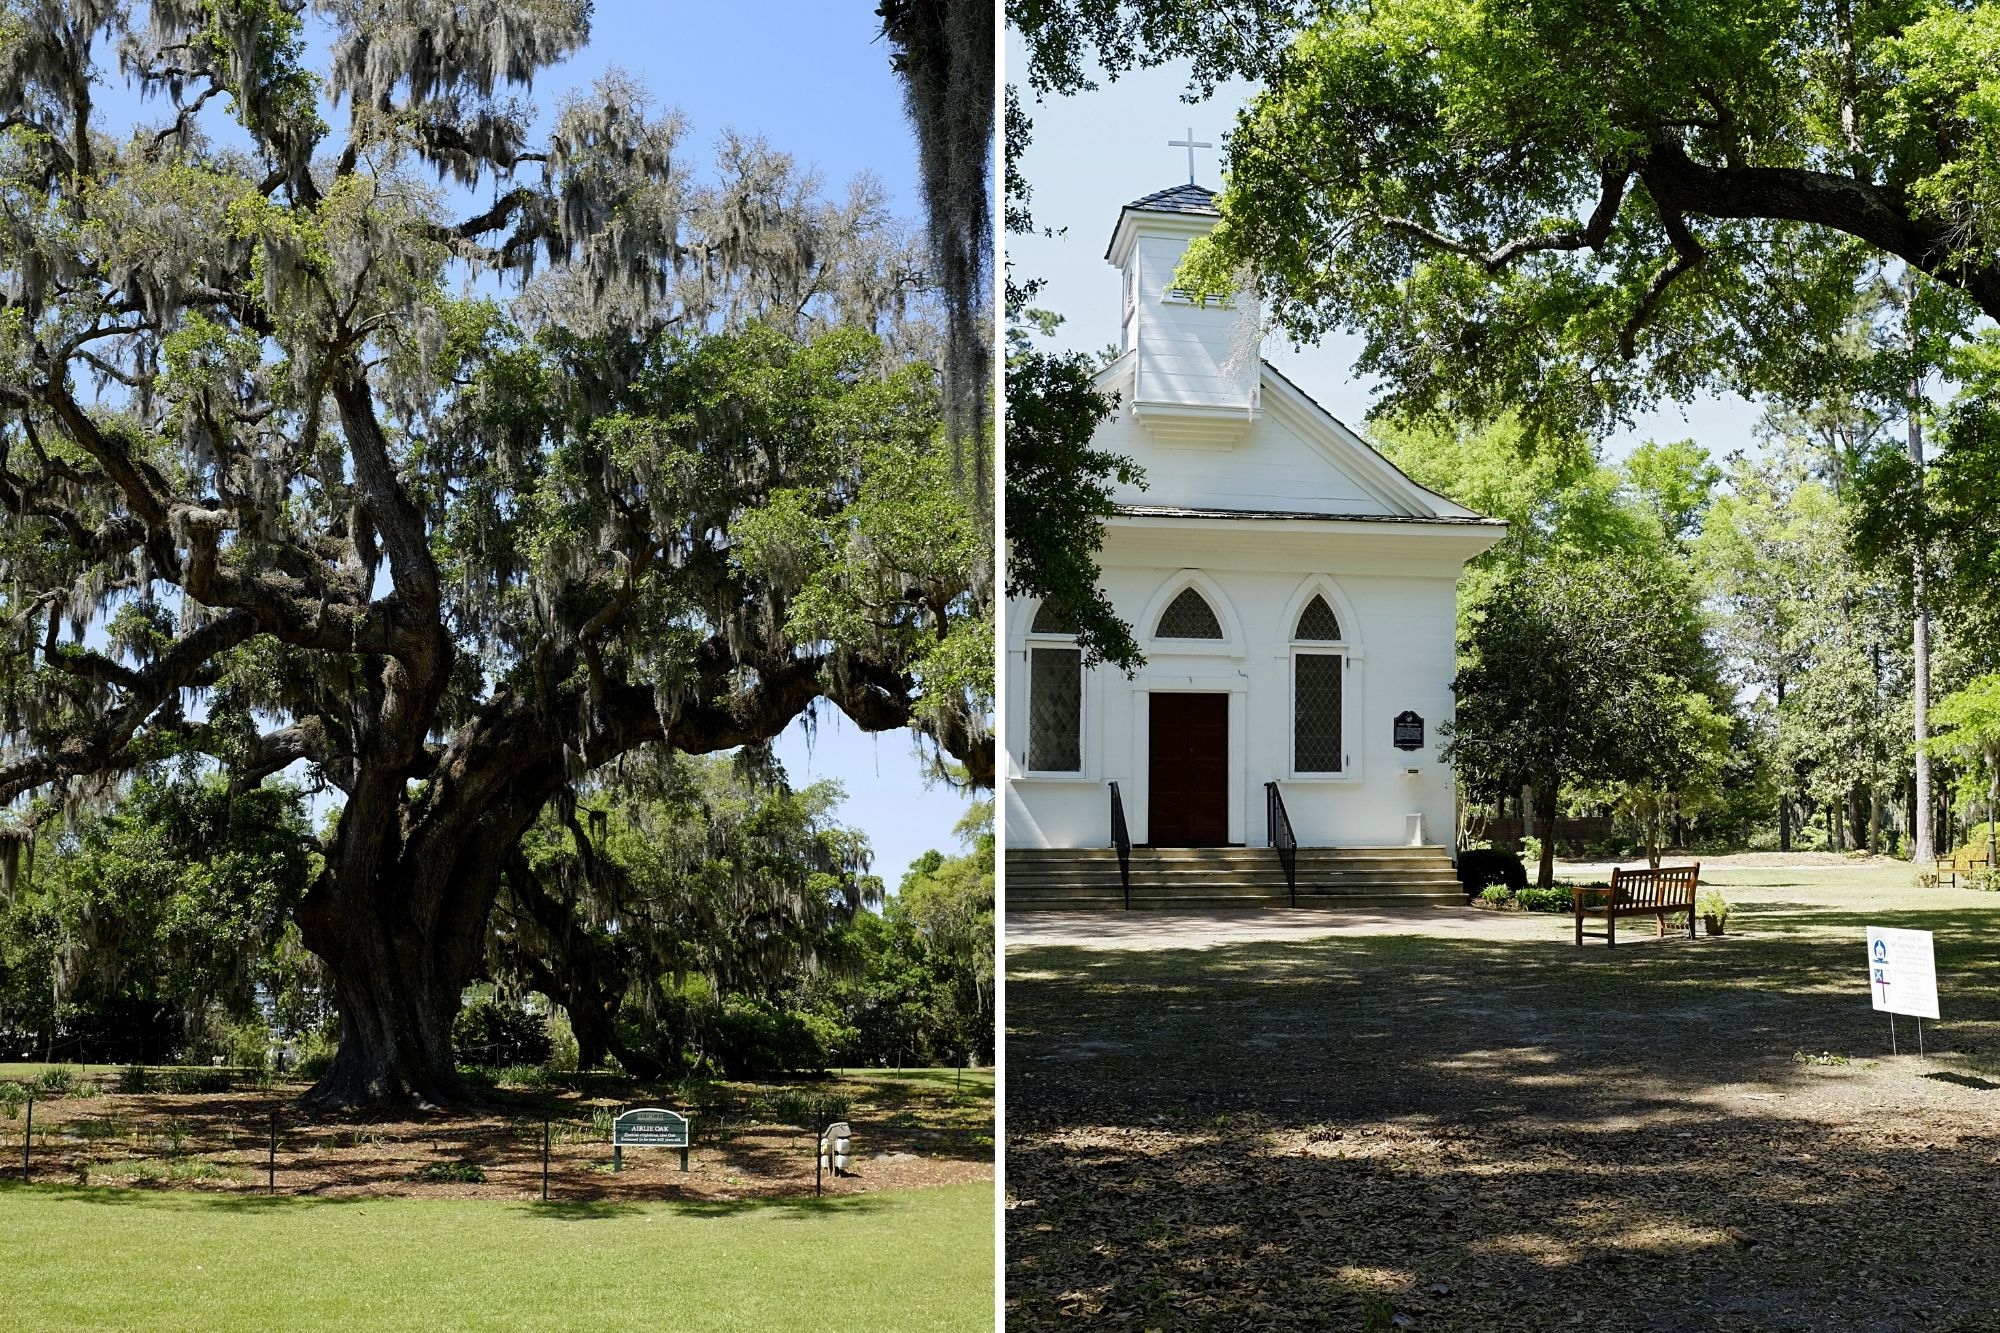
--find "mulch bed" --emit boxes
[6,1075,991,1203]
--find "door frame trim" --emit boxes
[1134,676,1247,846]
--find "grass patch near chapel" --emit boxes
[0,1179,992,1332]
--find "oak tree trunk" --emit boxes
[295,832,500,1111]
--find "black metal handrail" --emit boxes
[1109,781,1133,910]
[1266,781,1298,908]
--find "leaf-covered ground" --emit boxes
[1006,864,2000,1331]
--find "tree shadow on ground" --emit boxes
[1008,907,2000,1331]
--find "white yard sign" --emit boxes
[1865,927,1940,1020]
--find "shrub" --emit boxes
[452,1000,553,1068]
[222,1020,272,1072]
[1478,885,1511,905]
[754,1088,851,1129]
[1516,887,1571,913]
[1956,823,1998,859]
[33,1066,81,1096]
[544,1008,581,1074]
[492,1064,553,1089]
[1966,867,1999,893]
[411,1161,485,1183]
[117,1065,152,1094]
[0,1081,28,1117]
[1458,848,1527,897]
[713,994,829,1077]
[294,1030,338,1080]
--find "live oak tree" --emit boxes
[0,3,990,1107]
[1002,345,1139,669]
[1163,0,2000,438]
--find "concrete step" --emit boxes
[1010,890,1466,912]
[1010,880,1454,898]
[1005,844,1463,912]
[1007,846,1449,862]
[1009,859,1454,877]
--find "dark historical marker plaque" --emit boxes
[612,1107,692,1172]
[1393,710,1425,751]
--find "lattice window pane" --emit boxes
[1295,594,1342,641]
[1029,647,1082,771]
[1031,599,1078,634]
[1295,653,1343,772]
[1156,587,1223,639]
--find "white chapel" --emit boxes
[1005,184,1506,901]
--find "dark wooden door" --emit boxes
[1148,692,1230,846]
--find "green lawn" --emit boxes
[0,1181,993,1332]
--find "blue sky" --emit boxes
[1004,32,1758,463]
[90,2,975,886]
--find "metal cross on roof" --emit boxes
[1168,127,1212,185]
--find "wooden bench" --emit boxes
[1572,863,1700,947]
[1935,847,1994,888]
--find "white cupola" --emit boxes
[1104,184,1262,445]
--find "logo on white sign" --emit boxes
[1865,926,1939,1020]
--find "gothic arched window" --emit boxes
[1026,601,1082,772]
[1155,587,1223,639]
[1295,594,1342,641]
[1291,590,1347,773]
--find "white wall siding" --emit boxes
[1131,235,1258,414]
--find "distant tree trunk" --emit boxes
[1535,780,1559,889]
[1986,749,1999,869]
[501,852,668,1081]
[1775,678,1792,852]
[1910,277,1936,867]
[1868,784,1882,855]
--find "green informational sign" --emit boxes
[614,1108,690,1148]
[612,1108,692,1172]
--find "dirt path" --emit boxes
[1006,868,2000,1330]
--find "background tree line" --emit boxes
[0,754,993,1078]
